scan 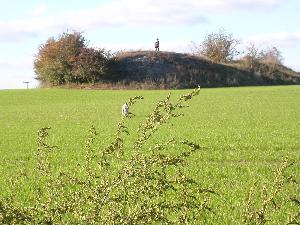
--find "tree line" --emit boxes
[34,30,286,86]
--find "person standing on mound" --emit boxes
[155,38,159,51]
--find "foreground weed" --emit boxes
[0,87,216,224]
[244,156,299,225]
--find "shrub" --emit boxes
[74,47,109,83]
[194,28,240,63]
[241,42,262,70]
[34,32,86,85]
[260,46,283,66]
[244,157,299,224]
[260,47,283,74]
[240,44,286,77]
[34,32,108,86]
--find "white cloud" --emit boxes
[0,57,37,89]
[0,55,33,74]
[0,16,64,41]
[0,74,38,89]
[245,31,300,49]
[240,31,300,71]
[216,0,280,10]
[288,62,300,72]
[0,0,282,42]
[0,59,8,66]
[28,5,48,16]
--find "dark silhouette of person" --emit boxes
[155,38,159,51]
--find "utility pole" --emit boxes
[23,81,30,89]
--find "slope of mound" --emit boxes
[110,51,300,88]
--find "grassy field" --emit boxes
[0,85,299,223]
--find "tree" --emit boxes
[34,32,86,85]
[241,42,261,69]
[195,29,240,63]
[74,47,108,83]
[34,32,108,86]
[260,46,283,65]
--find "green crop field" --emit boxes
[0,85,299,224]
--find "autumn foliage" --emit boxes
[34,32,108,86]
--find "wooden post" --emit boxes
[23,81,30,89]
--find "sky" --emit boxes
[0,0,299,89]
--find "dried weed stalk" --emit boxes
[1,87,217,224]
[244,157,299,225]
